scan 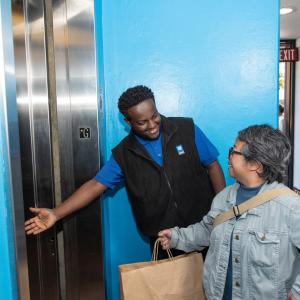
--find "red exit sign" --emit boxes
[280,48,298,62]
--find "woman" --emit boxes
[159,125,300,300]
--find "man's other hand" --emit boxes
[25,207,57,235]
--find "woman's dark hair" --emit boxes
[237,124,291,183]
[118,85,155,118]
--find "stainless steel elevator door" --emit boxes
[12,0,104,299]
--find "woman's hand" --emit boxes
[158,229,172,249]
[25,207,58,235]
[287,291,296,300]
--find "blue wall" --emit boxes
[0,116,18,300]
[0,96,17,300]
[99,0,280,299]
[0,1,280,299]
[95,0,280,299]
[0,0,19,298]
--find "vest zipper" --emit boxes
[129,149,178,209]
[163,170,178,209]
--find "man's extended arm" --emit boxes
[207,160,225,194]
[25,179,107,235]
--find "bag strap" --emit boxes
[213,187,296,228]
[152,239,173,261]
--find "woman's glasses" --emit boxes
[228,146,244,158]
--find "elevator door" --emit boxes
[12,0,104,299]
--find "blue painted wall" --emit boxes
[99,0,280,299]
[0,0,19,298]
[0,117,18,300]
[0,0,280,299]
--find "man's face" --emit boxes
[125,99,161,139]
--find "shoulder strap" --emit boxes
[213,187,296,228]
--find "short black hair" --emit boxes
[118,85,155,118]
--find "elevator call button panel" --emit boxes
[79,127,91,139]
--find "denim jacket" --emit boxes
[171,181,300,300]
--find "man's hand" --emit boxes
[158,229,172,250]
[25,207,58,235]
[287,291,296,300]
[24,179,107,235]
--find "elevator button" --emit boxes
[79,127,91,139]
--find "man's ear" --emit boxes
[124,117,131,126]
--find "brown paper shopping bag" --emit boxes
[119,240,205,300]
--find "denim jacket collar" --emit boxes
[225,181,285,218]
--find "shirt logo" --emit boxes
[176,144,185,155]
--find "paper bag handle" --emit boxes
[152,239,173,261]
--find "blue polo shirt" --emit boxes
[95,125,219,189]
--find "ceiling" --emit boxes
[280,0,300,39]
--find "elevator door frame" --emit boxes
[280,39,296,187]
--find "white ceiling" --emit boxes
[280,0,300,39]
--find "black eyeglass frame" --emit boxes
[228,146,244,158]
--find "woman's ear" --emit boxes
[252,161,264,176]
[249,160,263,174]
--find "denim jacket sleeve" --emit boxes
[170,213,213,252]
[290,204,300,298]
[170,188,228,252]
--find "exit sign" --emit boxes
[280,48,298,62]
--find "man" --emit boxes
[25,85,225,258]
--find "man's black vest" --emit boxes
[112,116,214,237]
